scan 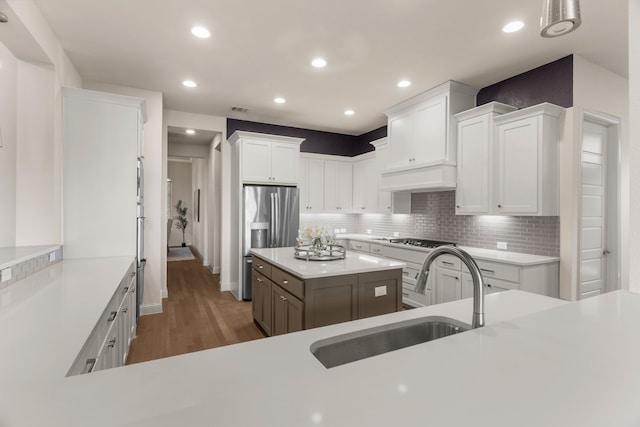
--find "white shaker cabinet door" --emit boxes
[435,268,462,304]
[413,95,448,163]
[387,111,413,168]
[242,140,272,183]
[456,115,490,214]
[299,158,325,212]
[271,141,298,184]
[495,116,540,214]
[324,161,352,211]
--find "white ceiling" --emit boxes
[33,0,627,136]
[167,126,218,145]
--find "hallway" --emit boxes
[127,252,265,365]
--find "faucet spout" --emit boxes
[414,246,485,328]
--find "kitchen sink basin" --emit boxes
[310,316,470,368]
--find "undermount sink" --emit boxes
[310,316,470,368]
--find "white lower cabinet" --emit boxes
[67,261,137,376]
[435,266,462,304]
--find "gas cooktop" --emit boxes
[389,238,456,249]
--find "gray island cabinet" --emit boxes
[250,248,405,336]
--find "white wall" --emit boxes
[84,82,164,314]
[558,56,629,300]
[629,0,640,293]
[15,61,56,246]
[168,160,193,247]
[0,41,18,247]
[209,135,222,273]
[191,157,208,261]
[168,141,210,158]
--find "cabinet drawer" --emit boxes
[436,254,462,271]
[348,240,370,253]
[369,243,384,255]
[252,256,272,278]
[378,245,428,264]
[462,260,520,283]
[483,276,519,291]
[401,263,422,285]
[271,267,304,300]
[402,283,428,306]
[252,270,270,286]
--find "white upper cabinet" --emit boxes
[454,102,517,215]
[370,138,411,214]
[229,131,304,185]
[299,157,325,212]
[493,103,564,216]
[324,160,353,212]
[352,156,377,212]
[381,81,477,192]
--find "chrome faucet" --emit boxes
[415,246,485,328]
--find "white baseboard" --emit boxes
[207,265,221,274]
[161,288,168,299]
[140,303,162,316]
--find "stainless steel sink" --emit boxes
[310,316,470,368]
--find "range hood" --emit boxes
[379,160,457,193]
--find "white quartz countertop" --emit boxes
[4,285,640,426]
[250,247,405,279]
[0,245,62,270]
[337,233,559,266]
[0,256,135,384]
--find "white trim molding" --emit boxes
[140,303,162,316]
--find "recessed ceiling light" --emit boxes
[185,129,196,135]
[274,97,286,104]
[182,80,197,88]
[344,109,355,116]
[503,21,525,33]
[311,58,327,68]
[397,80,411,88]
[191,26,211,39]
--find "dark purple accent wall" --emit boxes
[476,55,573,108]
[227,118,358,157]
[353,125,388,155]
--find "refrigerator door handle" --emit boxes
[269,193,276,247]
[274,193,280,246]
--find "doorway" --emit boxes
[578,111,621,298]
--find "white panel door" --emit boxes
[242,140,272,183]
[388,111,413,168]
[496,116,539,214]
[271,142,298,184]
[324,161,352,211]
[413,95,448,163]
[352,160,367,211]
[456,115,490,214]
[336,161,353,211]
[580,121,608,299]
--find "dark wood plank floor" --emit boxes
[126,251,266,365]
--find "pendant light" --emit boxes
[540,0,581,37]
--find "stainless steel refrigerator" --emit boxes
[242,185,299,300]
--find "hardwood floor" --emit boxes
[126,251,266,365]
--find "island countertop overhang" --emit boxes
[250,247,405,279]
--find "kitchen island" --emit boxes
[3,270,640,426]
[250,247,405,335]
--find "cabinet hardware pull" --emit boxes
[486,283,493,288]
[498,204,502,208]
[402,271,409,275]
[257,278,263,283]
[283,280,289,284]
[414,273,419,279]
[455,277,459,280]
[480,268,495,274]
[456,205,460,208]
[442,261,454,266]
[402,292,409,297]
[122,308,128,313]
[130,271,136,277]
[122,286,129,293]
[107,311,117,322]
[107,338,116,348]
[84,358,97,374]
[258,265,263,269]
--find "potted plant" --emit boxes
[174,200,189,247]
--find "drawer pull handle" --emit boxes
[107,311,117,322]
[84,358,97,374]
[130,272,136,277]
[480,268,495,274]
[122,307,128,313]
[107,338,117,348]
[402,292,409,297]
[415,273,419,279]
[122,286,129,293]
[283,280,289,284]
[442,261,455,266]
[258,265,263,269]
[402,271,409,276]
[280,295,288,301]
[486,283,493,288]
[455,276,459,280]
[257,278,263,283]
